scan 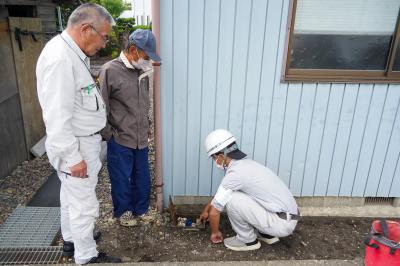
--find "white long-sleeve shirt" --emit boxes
[36,31,106,172]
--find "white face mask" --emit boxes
[133,48,152,70]
[214,155,226,170]
[215,161,225,170]
[138,58,152,71]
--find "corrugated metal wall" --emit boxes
[160,0,400,202]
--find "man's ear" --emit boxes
[80,23,91,33]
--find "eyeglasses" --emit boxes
[89,24,110,45]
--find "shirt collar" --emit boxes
[61,31,89,65]
[120,51,136,69]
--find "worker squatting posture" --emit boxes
[200,129,300,251]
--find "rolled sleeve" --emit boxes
[211,185,233,211]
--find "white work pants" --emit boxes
[226,191,297,243]
[57,134,102,264]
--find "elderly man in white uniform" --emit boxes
[36,3,121,264]
[200,129,300,251]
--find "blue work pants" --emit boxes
[107,137,150,217]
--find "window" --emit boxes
[7,5,36,17]
[283,0,400,82]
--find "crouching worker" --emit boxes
[200,129,299,251]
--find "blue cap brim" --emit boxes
[145,50,161,62]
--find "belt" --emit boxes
[276,211,300,221]
[76,131,100,137]
[88,131,100,136]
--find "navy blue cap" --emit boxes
[129,29,161,62]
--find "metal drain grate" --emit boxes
[0,246,62,265]
[365,197,394,206]
[0,206,60,247]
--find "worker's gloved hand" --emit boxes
[69,160,88,178]
[210,231,223,244]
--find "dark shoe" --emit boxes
[85,252,122,264]
[93,229,101,241]
[257,232,279,245]
[62,230,102,257]
[62,241,74,257]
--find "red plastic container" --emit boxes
[364,220,400,266]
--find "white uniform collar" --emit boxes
[61,31,89,66]
[120,51,138,69]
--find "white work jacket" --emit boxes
[36,31,106,172]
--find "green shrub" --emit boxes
[101,21,151,58]
[60,0,152,57]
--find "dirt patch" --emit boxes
[95,213,371,262]
[93,166,372,263]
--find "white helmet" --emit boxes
[205,129,236,157]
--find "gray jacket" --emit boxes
[99,57,150,149]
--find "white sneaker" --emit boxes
[118,211,137,227]
[223,236,261,251]
[257,232,279,244]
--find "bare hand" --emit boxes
[210,231,223,244]
[200,210,209,221]
[69,160,88,178]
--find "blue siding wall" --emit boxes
[160,0,400,202]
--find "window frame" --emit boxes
[282,0,400,83]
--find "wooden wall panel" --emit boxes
[9,17,45,153]
[0,20,18,103]
[0,95,27,179]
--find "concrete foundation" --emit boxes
[393,198,400,207]
[173,196,400,217]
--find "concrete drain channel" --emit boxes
[0,206,62,265]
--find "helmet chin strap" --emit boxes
[222,150,227,169]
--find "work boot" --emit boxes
[84,252,122,264]
[62,241,74,257]
[118,211,137,227]
[62,230,102,257]
[257,232,279,244]
[223,236,261,251]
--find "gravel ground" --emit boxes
[0,156,53,224]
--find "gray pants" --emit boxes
[226,191,297,243]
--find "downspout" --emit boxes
[151,0,163,213]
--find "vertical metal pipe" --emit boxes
[56,6,63,31]
[151,0,163,213]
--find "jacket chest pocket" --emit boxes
[80,86,99,111]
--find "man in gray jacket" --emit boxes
[99,29,161,226]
